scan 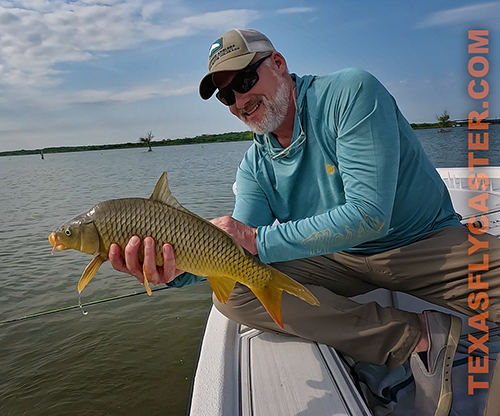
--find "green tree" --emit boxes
[437,111,452,130]
[139,131,154,151]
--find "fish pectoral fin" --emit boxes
[78,256,105,293]
[142,263,153,296]
[207,276,236,304]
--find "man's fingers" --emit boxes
[124,235,144,282]
[109,243,128,273]
[210,216,257,255]
[162,244,178,283]
[111,236,180,287]
[143,237,161,285]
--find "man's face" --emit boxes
[214,54,290,135]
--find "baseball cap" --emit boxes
[199,29,276,100]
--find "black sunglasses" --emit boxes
[216,55,272,106]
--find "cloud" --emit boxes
[0,77,198,111]
[59,82,198,105]
[0,1,259,89]
[180,10,259,31]
[276,7,315,14]
[419,2,500,27]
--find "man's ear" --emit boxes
[270,52,288,75]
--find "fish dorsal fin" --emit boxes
[150,172,190,213]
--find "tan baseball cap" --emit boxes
[199,29,276,100]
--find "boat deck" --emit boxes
[189,305,372,416]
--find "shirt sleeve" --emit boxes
[232,156,277,228]
[165,272,205,288]
[257,69,401,263]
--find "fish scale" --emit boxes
[48,172,319,328]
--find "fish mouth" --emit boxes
[49,232,68,254]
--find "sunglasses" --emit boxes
[216,55,272,106]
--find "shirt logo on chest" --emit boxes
[325,163,335,175]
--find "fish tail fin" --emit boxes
[78,255,105,293]
[272,267,320,307]
[250,284,285,329]
[251,267,320,329]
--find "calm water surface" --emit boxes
[0,141,251,416]
[0,126,498,415]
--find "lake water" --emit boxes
[0,125,498,416]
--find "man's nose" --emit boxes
[234,90,250,109]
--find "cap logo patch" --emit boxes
[209,38,223,59]
[208,43,241,70]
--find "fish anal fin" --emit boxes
[207,276,236,304]
[150,172,190,213]
[78,256,105,293]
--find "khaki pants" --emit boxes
[213,226,500,415]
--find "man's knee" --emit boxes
[212,292,240,322]
[211,287,282,333]
[211,289,258,326]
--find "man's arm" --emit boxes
[256,69,401,263]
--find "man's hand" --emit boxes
[109,236,184,285]
[210,216,257,255]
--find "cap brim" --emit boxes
[199,53,256,100]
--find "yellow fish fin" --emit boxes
[251,267,320,329]
[150,172,191,213]
[270,267,320,307]
[141,263,153,296]
[78,255,105,293]
[250,284,285,329]
[207,276,236,304]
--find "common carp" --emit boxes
[49,172,319,328]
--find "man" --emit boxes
[109,29,500,416]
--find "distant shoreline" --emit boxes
[0,131,253,157]
[2,120,499,157]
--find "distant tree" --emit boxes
[139,131,154,151]
[437,111,452,130]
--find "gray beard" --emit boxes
[241,71,291,135]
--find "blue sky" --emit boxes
[0,0,498,152]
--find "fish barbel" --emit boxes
[48,172,319,328]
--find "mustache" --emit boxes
[238,97,264,118]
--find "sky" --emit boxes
[0,0,498,152]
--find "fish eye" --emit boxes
[65,229,71,236]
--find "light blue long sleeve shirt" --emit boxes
[233,68,459,264]
[170,68,460,286]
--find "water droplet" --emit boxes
[78,293,89,316]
